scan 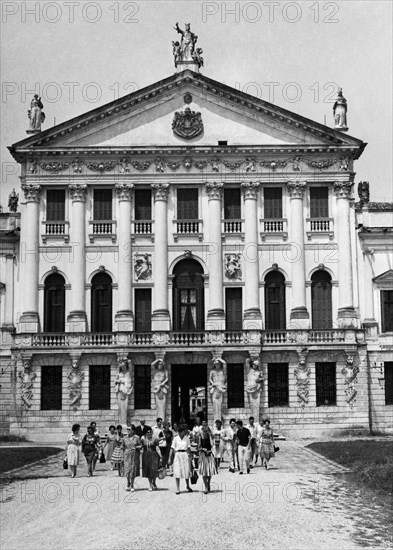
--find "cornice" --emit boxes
[355,201,393,212]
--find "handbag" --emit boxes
[63,458,68,470]
[274,446,280,453]
[99,452,106,463]
[190,469,199,485]
[158,467,166,480]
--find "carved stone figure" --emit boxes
[209,357,227,422]
[292,157,301,171]
[18,360,36,410]
[245,358,263,420]
[211,158,220,172]
[68,358,84,411]
[225,254,241,279]
[29,159,38,174]
[172,107,203,139]
[173,22,198,64]
[358,181,370,207]
[333,88,348,131]
[192,47,204,67]
[152,359,169,420]
[245,157,256,173]
[339,158,349,171]
[8,189,19,212]
[27,95,45,132]
[72,158,83,173]
[342,355,359,406]
[134,253,152,281]
[119,158,131,173]
[294,353,311,407]
[115,358,133,424]
[155,157,166,173]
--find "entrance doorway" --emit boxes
[171,364,207,427]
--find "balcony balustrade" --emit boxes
[223,219,243,233]
[306,218,334,240]
[133,221,152,235]
[41,220,69,243]
[14,329,358,350]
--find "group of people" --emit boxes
[65,417,276,494]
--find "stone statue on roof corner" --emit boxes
[333,88,348,131]
[27,94,45,133]
[173,22,202,67]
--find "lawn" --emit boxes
[307,440,393,494]
[0,447,63,475]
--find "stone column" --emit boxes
[241,181,262,329]
[205,182,225,330]
[67,184,87,332]
[334,181,357,327]
[287,180,309,328]
[19,184,42,332]
[114,184,134,331]
[151,183,170,330]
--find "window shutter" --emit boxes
[311,272,332,329]
[135,289,152,332]
[135,189,152,220]
[91,273,112,332]
[177,189,198,219]
[44,274,65,332]
[310,187,329,218]
[41,366,62,410]
[385,362,393,405]
[46,190,65,221]
[89,365,110,410]
[381,291,393,332]
[94,189,112,220]
[224,189,241,219]
[264,188,282,219]
[225,288,242,331]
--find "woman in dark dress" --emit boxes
[198,425,217,494]
[82,426,100,477]
[123,425,142,492]
[141,428,163,491]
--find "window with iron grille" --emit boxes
[310,187,329,218]
[135,189,152,220]
[177,189,198,219]
[268,363,288,407]
[385,362,393,405]
[89,365,110,410]
[93,189,112,220]
[381,291,393,333]
[46,189,65,221]
[315,363,336,406]
[224,189,241,219]
[227,363,244,408]
[264,188,283,219]
[134,365,151,409]
[41,365,62,410]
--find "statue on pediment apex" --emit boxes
[173,22,203,68]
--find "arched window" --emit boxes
[44,273,65,332]
[265,271,286,329]
[173,260,204,331]
[91,273,112,332]
[311,270,332,329]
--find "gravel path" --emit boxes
[0,441,391,550]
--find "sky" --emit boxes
[1,0,392,207]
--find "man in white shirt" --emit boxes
[152,417,165,445]
[246,416,261,468]
[223,418,238,472]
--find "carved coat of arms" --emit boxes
[172,107,203,139]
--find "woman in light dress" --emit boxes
[212,419,225,470]
[168,424,193,495]
[123,425,142,492]
[66,423,82,478]
[198,425,217,494]
[111,424,124,476]
[103,425,117,470]
[259,419,275,469]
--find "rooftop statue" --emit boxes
[27,94,45,133]
[172,22,203,68]
[333,88,348,131]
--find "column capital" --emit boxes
[287,180,306,198]
[241,181,260,199]
[21,184,42,203]
[333,181,352,199]
[68,184,87,202]
[115,183,134,201]
[205,181,223,199]
[151,183,170,201]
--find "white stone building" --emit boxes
[1,43,392,441]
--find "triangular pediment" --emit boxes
[10,70,365,155]
[373,269,393,285]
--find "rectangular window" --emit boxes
[93,189,112,220]
[225,288,242,331]
[134,365,151,409]
[381,290,393,333]
[41,365,62,410]
[385,362,393,405]
[89,365,110,410]
[135,189,152,220]
[316,363,336,406]
[268,363,289,407]
[46,190,65,221]
[224,189,241,219]
[135,289,152,332]
[310,187,329,218]
[177,189,198,219]
[227,363,244,408]
[264,188,283,219]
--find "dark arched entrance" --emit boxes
[172,259,204,331]
[91,272,112,332]
[311,270,332,329]
[44,273,65,332]
[265,271,286,329]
